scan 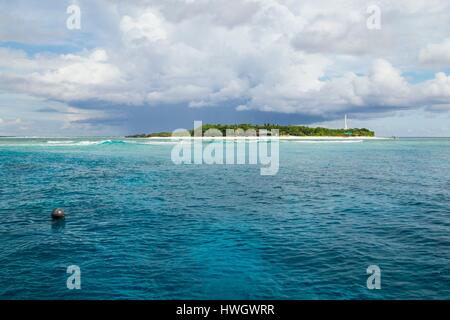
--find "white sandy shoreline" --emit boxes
[139,136,390,141]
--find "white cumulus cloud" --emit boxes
[419,38,450,66]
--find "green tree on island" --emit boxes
[127,124,375,138]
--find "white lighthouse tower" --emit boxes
[344,114,348,130]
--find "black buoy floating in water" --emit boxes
[51,208,65,220]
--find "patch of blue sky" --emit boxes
[0,40,88,56]
[403,70,449,84]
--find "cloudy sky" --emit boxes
[0,0,449,136]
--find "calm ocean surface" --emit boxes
[0,137,449,299]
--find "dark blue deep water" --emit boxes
[0,138,449,299]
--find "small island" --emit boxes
[126,124,375,138]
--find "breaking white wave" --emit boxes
[44,140,108,146]
[46,140,75,144]
[0,139,181,147]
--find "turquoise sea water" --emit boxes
[0,137,449,299]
